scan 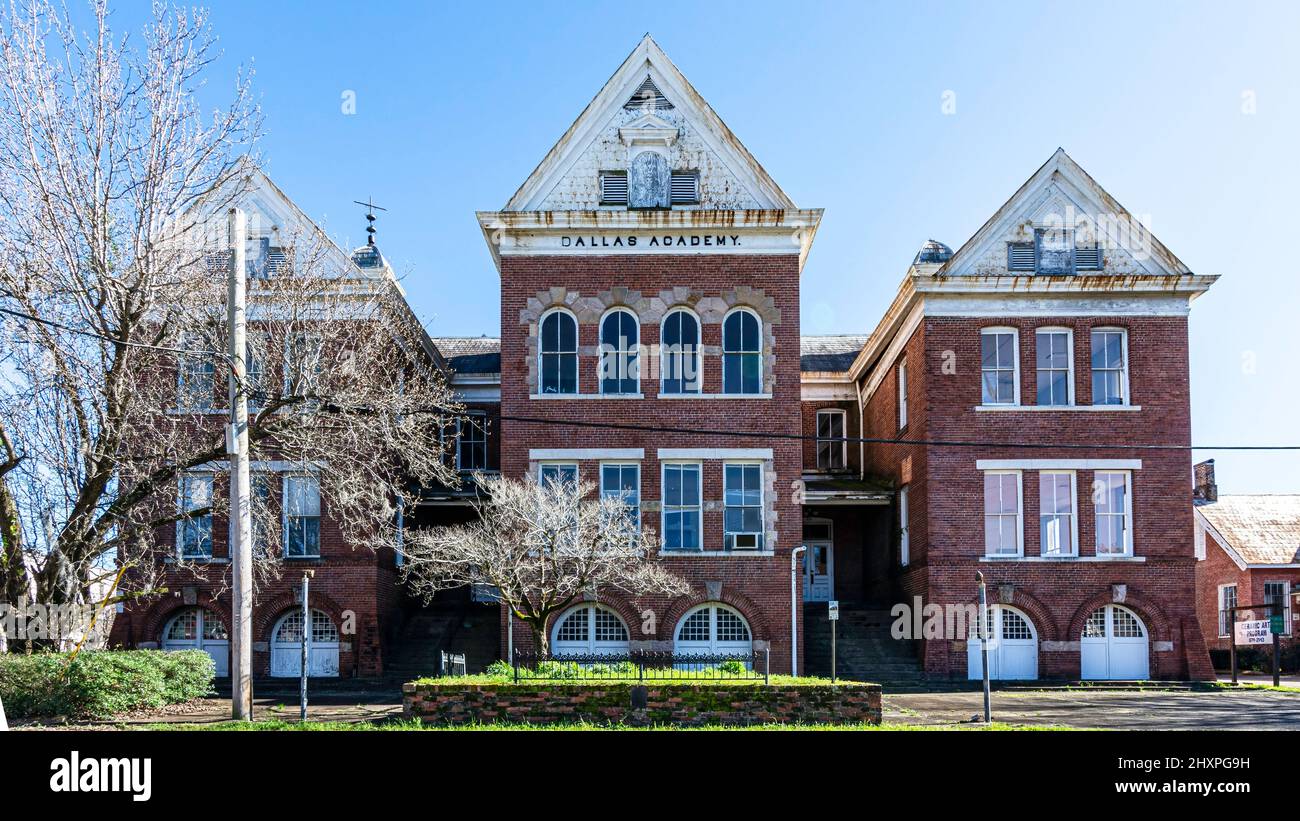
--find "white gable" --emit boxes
[505,35,794,212]
[939,149,1193,278]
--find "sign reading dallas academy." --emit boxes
[560,233,742,249]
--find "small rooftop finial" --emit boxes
[353,196,388,246]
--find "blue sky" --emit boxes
[118,0,1299,492]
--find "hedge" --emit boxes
[0,649,215,720]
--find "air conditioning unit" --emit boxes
[729,533,763,551]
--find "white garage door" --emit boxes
[1081,605,1149,680]
[162,607,229,677]
[968,605,1038,680]
[552,604,630,658]
[271,609,340,678]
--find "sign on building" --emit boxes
[1234,619,1272,646]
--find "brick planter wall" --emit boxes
[403,682,882,727]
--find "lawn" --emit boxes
[139,717,1065,731]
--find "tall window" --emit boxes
[815,410,847,470]
[456,412,488,471]
[539,310,578,394]
[1091,329,1128,405]
[539,463,578,488]
[284,475,321,558]
[251,473,274,554]
[1218,584,1238,637]
[245,336,267,407]
[1264,581,1292,635]
[897,360,908,429]
[983,471,1022,556]
[980,329,1018,405]
[600,463,640,530]
[723,463,764,550]
[662,463,701,551]
[899,486,910,566]
[177,335,215,410]
[599,309,639,394]
[1039,471,1076,556]
[1093,471,1132,556]
[285,333,322,396]
[177,474,213,559]
[660,308,701,394]
[722,309,762,395]
[1035,329,1073,406]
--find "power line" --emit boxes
[0,305,227,358]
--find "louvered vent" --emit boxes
[205,251,229,273]
[1007,242,1036,271]
[265,247,287,275]
[623,76,673,110]
[1075,245,1102,270]
[670,172,699,205]
[600,172,628,205]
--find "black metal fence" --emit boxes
[511,649,770,684]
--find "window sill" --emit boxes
[979,555,1144,563]
[662,549,775,558]
[166,556,228,564]
[974,404,1142,412]
[284,556,324,562]
[529,393,644,400]
[657,393,773,400]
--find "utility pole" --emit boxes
[227,208,253,721]
[976,572,991,725]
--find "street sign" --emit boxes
[828,600,839,621]
[1234,619,1272,646]
[1271,614,1285,635]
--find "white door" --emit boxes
[802,541,834,602]
[1081,605,1149,680]
[162,608,229,677]
[271,609,340,678]
[968,605,1038,680]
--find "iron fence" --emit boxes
[511,649,770,684]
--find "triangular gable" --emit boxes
[624,75,673,111]
[504,34,794,211]
[938,148,1193,278]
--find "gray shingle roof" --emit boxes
[432,337,500,375]
[1199,495,1300,565]
[800,335,867,373]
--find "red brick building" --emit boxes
[112,36,1223,682]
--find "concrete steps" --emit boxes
[384,602,501,680]
[805,604,924,684]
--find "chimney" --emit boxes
[1193,459,1217,503]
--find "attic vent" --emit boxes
[600,171,628,205]
[1075,245,1102,270]
[623,76,673,111]
[1007,242,1035,271]
[265,247,287,275]
[670,172,699,205]
[205,251,228,273]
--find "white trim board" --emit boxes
[658,448,773,460]
[975,459,1142,470]
[529,448,644,460]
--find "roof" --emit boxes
[801,335,868,373]
[913,239,953,265]
[1198,495,1300,566]
[432,337,500,375]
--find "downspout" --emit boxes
[791,545,807,676]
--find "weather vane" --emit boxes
[353,197,387,246]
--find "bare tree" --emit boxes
[400,473,691,657]
[0,0,459,636]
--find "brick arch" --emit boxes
[142,594,230,644]
[255,590,348,643]
[1066,590,1172,644]
[574,596,645,640]
[1003,589,1063,642]
[661,589,771,643]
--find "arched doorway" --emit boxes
[162,607,229,677]
[673,603,753,658]
[551,603,631,657]
[270,609,340,678]
[1081,604,1150,680]
[967,605,1038,680]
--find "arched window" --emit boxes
[271,608,340,678]
[539,309,578,394]
[551,603,631,657]
[660,308,701,395]
[1081,604,1149,680]
[162,607,229,676]
[722,309,762,394]
[673,603,753,657]
[599,308,639,394]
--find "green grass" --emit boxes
[409,673,870,687]
[1201,681,1300,694]
[137,718,1060,731]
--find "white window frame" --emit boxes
[538,307,579,395]
[282,473,321,559]
[1264,581,1292,636]
[897,359,909,429]
[598,307,640,396]
[600,462,641,531]
[983,470,1024,557]
[1218,584,1238,638]
[1090,328,1130,406]
[721,307,763,396]
[283,332,323,396]
[176,333,216,411]
[673,603,753,656]
[551,603,631,656]
[176,473,214,560]
[1038,470,1079,557]
[1034,327,1075,407]
[1093,470,1134,557]
[899,485,910,566]
[538,462,579,489]
[661,461,702,552]
[659,307,702,395]
[815,409,848,471]
[723,460,765,551]
[456,411,489,472]
[980,328,1020,406]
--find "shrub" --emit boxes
[484,659,513,678]
[0,649,214,720]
